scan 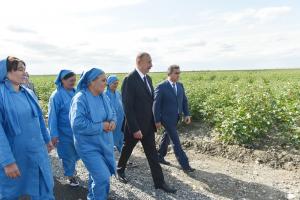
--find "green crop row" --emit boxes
[31,69,300,146]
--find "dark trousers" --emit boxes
[158,121,190,169]
[117,130,165,187]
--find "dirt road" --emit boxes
[51,146,300,200]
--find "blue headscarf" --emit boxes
[55,69,73,87]
[105,74,124,119]
[54,69,75,105]
[105,75,124,152]
[0,59,7,82]
[0,58,41,136]
[77,68,104,91]
[77,68,109,123]
[107,75,118,87]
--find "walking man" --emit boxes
[117,52,176,193]
[153,65,195,173]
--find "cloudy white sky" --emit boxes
[0,0,299,74]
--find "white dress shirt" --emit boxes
[168,79,177,95]
[136,68,151,93]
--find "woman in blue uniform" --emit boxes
[69,68,117,200]
[105,75,125,153]
[48,70,79,186]
[0,56,54,199]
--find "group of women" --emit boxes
[0,56,125,200]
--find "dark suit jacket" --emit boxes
[153,80,190,126]
[121,70,156,136]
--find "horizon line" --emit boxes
[30,67,300,76]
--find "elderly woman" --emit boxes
[0,57,54,199]
[105,75,125,153]
[48,70,79,186]
[69,68,116,200]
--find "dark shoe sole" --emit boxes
[117,176,128,184]
[183,168,195,173]
[155,187,177,194]
[158,160,171,166]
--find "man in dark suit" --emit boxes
[117,52,176,193]
[153,65,195,173]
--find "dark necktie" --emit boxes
[172,83,177,95]
[143,76,151,93]
[172,83,179,114]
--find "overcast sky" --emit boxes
[0,0,299,74]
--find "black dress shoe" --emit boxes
[158,157,171,166]
[117,170,128,184]
[183,167,195,173]
[155,183,177,193]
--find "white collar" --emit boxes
[136,67,146,80]
[167,78,177,86]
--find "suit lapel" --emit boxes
[176,83,182,97]
[166,80,180,110]
[146,75,154,97]
[165,80,177,97]
[134,70,153,99]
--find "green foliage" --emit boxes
[31,69,300,146]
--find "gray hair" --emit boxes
[168,64,180,75]
[136,52,150,63]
